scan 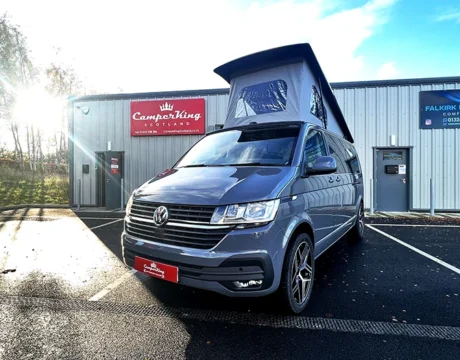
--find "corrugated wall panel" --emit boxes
[73,83,460,210]
[409,86,421,208]
[73,94,230,205]
[332,82,460,211]
[399,86,410,146]
[364,88,377,207]
[388,87,398,145]
[377,87,388,146]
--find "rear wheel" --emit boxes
[280,233,315,314]
[349,202,365,242]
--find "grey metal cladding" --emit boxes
[333,81,460,211]
[71,94,229,206]
[71,79,460,210]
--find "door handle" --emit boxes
[336,176,341,182]
[401,178,406,184]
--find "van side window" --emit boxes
[343,142,361,176]
[304,130,327,168]
[323,133,347,173]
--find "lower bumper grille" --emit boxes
[126,217,231,250]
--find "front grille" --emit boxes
[126,217,231,250]
[130,200,215,223]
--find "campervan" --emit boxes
[122,43,364,313]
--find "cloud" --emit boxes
[436,10,460,23]
[376,62,398,79]
[1,0,398,93]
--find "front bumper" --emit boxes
[121,220,282,297]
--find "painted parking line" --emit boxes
[0,215,122,221]
[88,269,137,301]
[366,224,460,275]
[89,219,123,230]
[0,215,69,220]
[371,223,460,228]
[79,217,125,220]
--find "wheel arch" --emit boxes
[281,219,315,268]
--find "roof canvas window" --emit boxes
[236,80,287,118]
[310,85,327,128]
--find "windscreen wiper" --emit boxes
[226,162,282,166]
[181,164,209,168]
[181,164,228,168]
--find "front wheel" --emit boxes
[279,233,315,314]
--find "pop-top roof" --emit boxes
[213,43,354,142]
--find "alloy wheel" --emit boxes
[358,205,365,236]
[291,241,313,305]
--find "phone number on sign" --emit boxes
[443,117,460,125]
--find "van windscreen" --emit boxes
[176,126,300,167]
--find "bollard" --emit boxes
[430,178,435,216]
[77,179,81,211]
[121,178,124,210]
[369,178,374,215]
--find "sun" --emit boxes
[13,85,65,136]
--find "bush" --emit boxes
[0,166,68,207]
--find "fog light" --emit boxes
[233,280,263,288]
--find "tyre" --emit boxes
[280,233,315,314]
[348,202,365,242]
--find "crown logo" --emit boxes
[159,102,174,111]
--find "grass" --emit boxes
[0,166,69,207]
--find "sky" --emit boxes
[1,0,460,94]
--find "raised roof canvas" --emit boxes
[214,43,354,143]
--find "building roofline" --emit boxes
[69,76,460,102]
[69,88,230,102]
[330,76,460,89]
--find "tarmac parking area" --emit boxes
[1,208,459,359]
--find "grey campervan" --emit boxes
[121,44,364,313]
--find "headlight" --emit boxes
[210,199,280,225]
[125,195,134,215]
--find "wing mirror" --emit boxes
[305,156,337,176]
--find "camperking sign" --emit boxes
[130,98,205,136]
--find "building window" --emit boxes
[235,80,287,118]
[310,85,327,128]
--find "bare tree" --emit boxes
[0,12,37,170]
[45,60,83,171]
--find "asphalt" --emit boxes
[369,225,460,268]
[1,208,460,359]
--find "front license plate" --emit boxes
[134,256,179,283]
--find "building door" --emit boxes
[375,148,409,212]
[95,152,106,207]
[95,151,124,210]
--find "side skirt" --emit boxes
[314,215,356,260]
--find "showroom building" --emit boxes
[69,76,460,212]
